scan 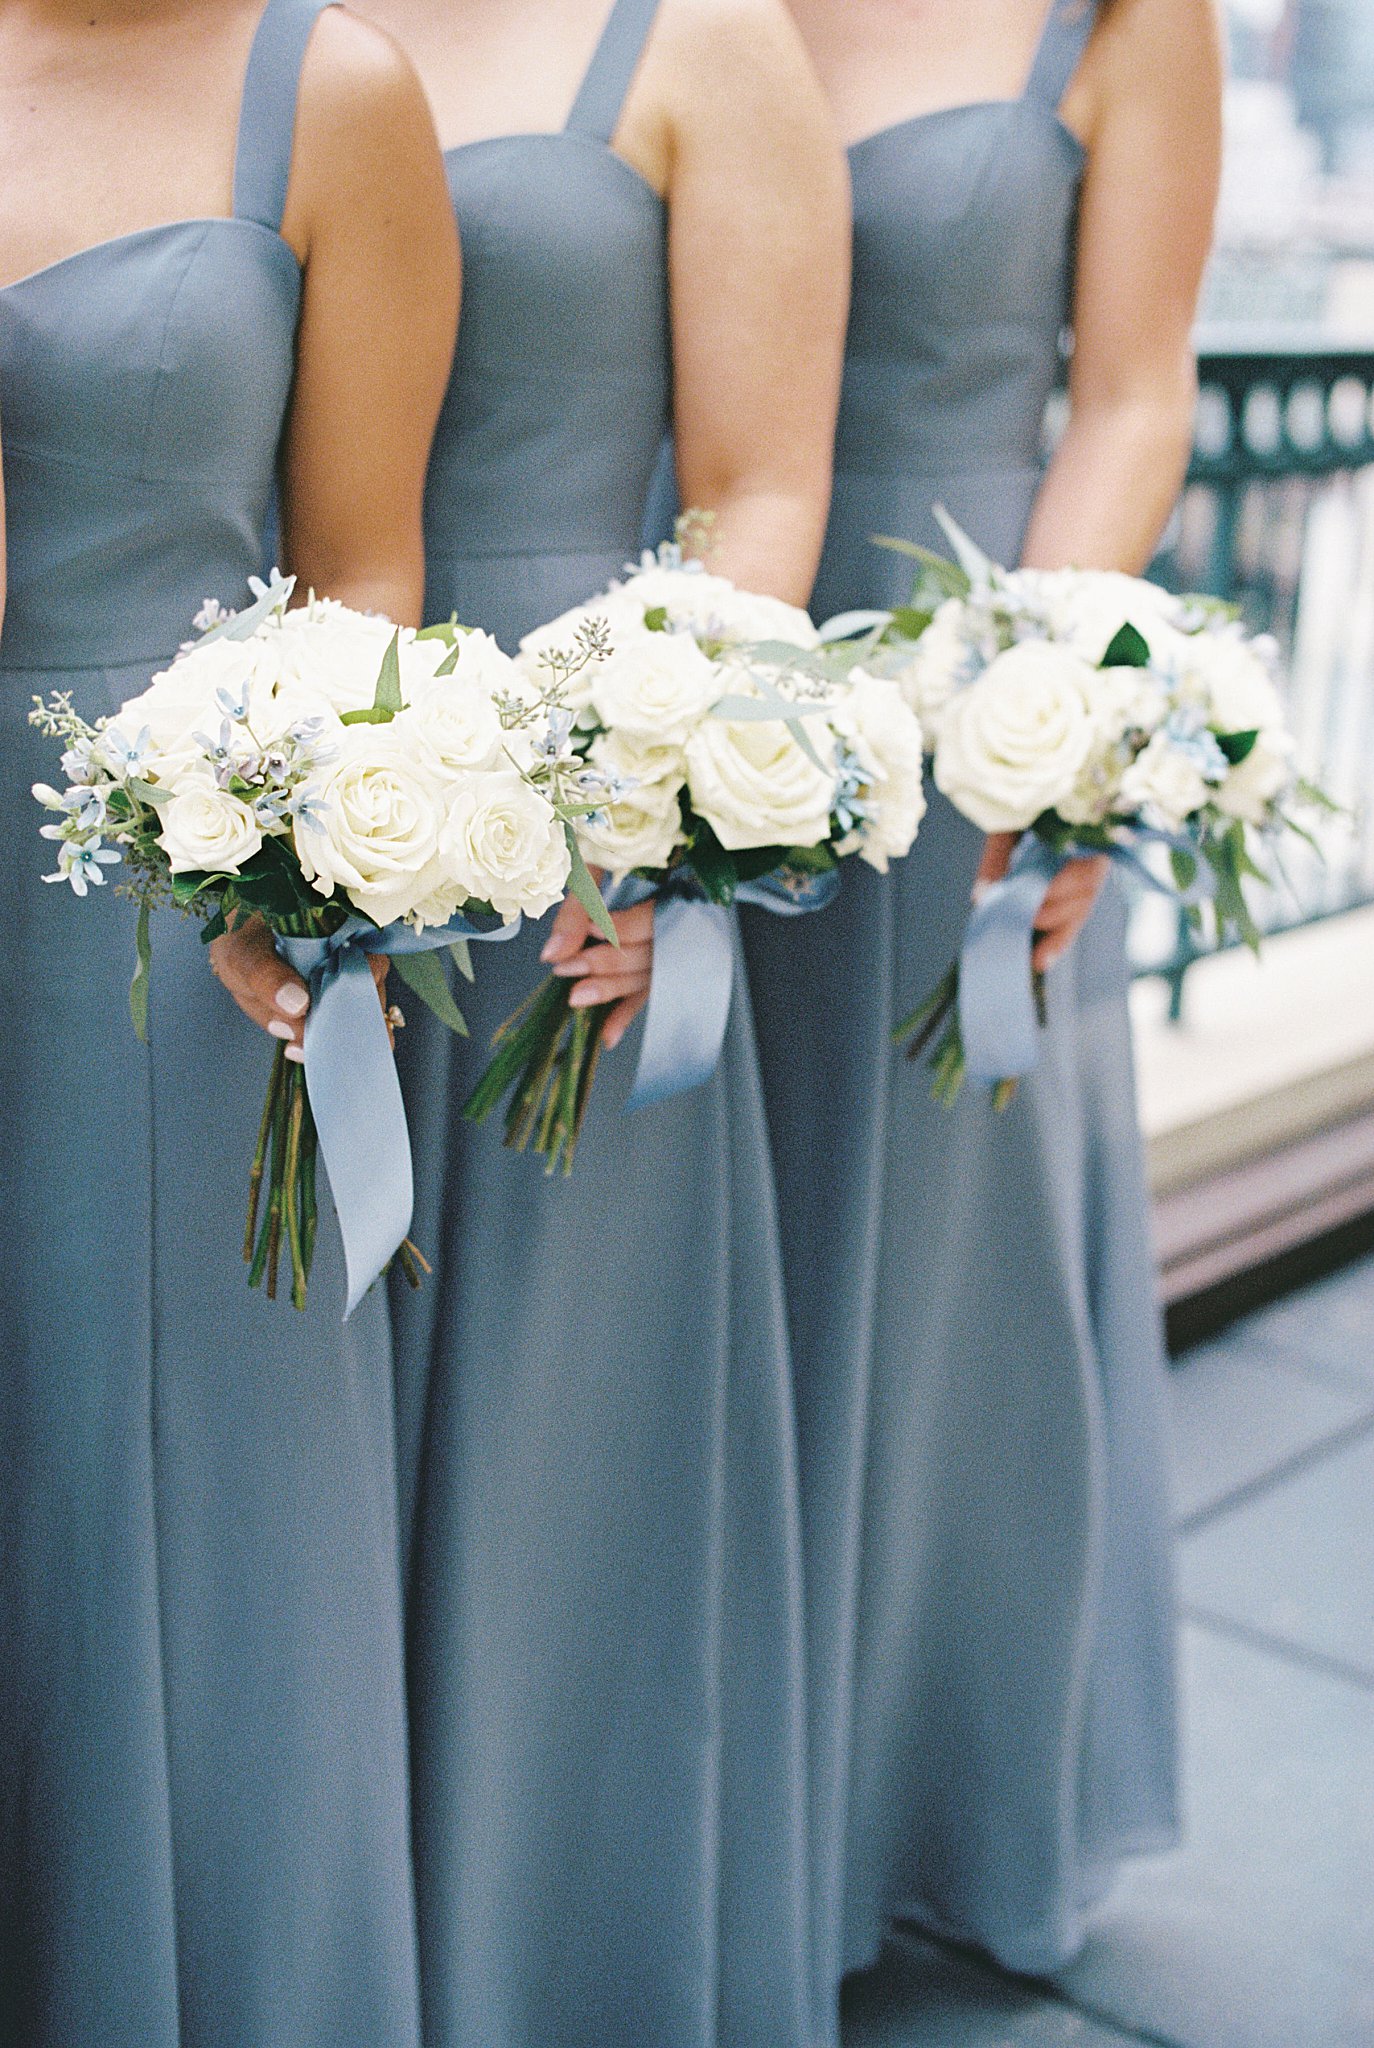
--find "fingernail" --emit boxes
[568,986,596,1008]
[284,1044,305,1064]
[268,1019,295,1042]
[971,879,992,905]
[276,983,309,1017]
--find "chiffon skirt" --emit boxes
[1,659,420,2047]
[391,549,822,2048]
[741,464,1179,1984]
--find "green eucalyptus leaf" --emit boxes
[392,949,469,1036]
[642,605,670,633]
[450,938,475,983]
[341,629,404,724]
[564,827,620,945]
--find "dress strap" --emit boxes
[1023,0,1099,111]
[233,0,338,232]
[564,0,663,143]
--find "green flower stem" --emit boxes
[261,1060,292,1300]
[282,1065,308,1313]
[300,1108,319,1278]
[245,1045,286,1265]
[464,977,614,1177]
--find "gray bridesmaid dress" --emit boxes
[389,3,817,2043]
[740,0,1179,1989]
[0,5,421,2040]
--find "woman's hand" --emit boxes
[541,891,655,1051]
[976,833,1109,973]
[209,915,389,1055]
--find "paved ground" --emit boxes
[844,1254,1374,2048]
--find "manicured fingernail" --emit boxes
[284,1044,305,1064]
[276,983,309,1017]
[971,879,992,905]
[268,1019,295,1042]
[568,986,598,1008]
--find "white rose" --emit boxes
[156,783,264,874]
[269,599,415,716]
[437,769,570,922]
[405,674,505,775]
[685,711,836,851]
[1214,730,1294,825]
[600,561,822,649]
[884,597,977,732]
[835,670,926,871]
[295,725,444,926]
[577,729,686,877]
[591,631,723,746]
[110,637,288,783]
[1116,731,1211,830]
[1171,628,1286,738]
[1018,568,1184,664]
[933,641,1097,832]
[517,594,646,708]
[589,727,688,790]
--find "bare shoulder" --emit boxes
[647,0,829,125]
[1072,0,1223,140]
[1093,0,1224,82]
[294,4,434,154]
[651,0,821,94]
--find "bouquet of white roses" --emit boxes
[463,542,928,1172]
[824,512,1336,1106]
[31,575,606,1309]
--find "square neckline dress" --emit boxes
[387,3,823,2043]
[0,6,422,2040]
[737,0,1180,1993]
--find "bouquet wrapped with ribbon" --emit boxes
[821,511,1337,1106]
[463,543,929,1172]
[30,575,605,1311]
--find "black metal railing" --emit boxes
[1138,335,1374,1012]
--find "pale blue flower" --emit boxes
[101,724,152,776]
[43,838,121,896]
[215,682,251,722]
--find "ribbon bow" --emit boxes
[606,867,840,1111]
[957,827,1215,1083]
[276,910,517,1317]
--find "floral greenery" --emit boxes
[30,585,619,1305]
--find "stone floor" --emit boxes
[844,1253,1374,2048]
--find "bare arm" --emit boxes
[277,6,459,625]
[1021,0,1223,574]
[648,0,850,601]
[987,0,1223,964]
[214,8,458,1038]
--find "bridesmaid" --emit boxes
[744,0,1223,1989]
[354,2,848,2043]
[0,3,456,2040]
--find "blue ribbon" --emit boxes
[276,910,518,1318]
[603,866,839,1110]
[957,827,1216,1083]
